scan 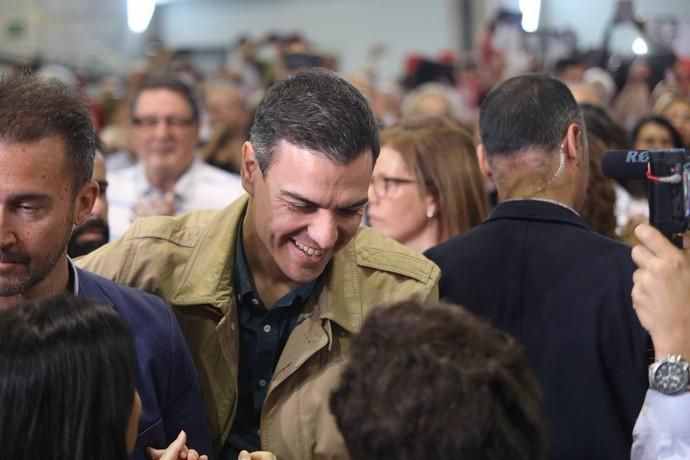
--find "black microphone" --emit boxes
[601,150,649,179]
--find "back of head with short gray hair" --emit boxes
[249,68,380,173]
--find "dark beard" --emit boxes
[0,217,74,297]
[68,218,110,258]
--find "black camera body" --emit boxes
[602,149,690,246]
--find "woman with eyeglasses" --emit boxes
[367,116,489,253]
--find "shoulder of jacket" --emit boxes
[126,209,221,248]
[78,268,173,320]
[352,226,440,285]
[123,192,247,245]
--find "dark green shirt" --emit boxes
[223,220,320,458]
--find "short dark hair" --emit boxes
[0,294,137,460]
[480,74,583,157]
[130,74,201,122]
[249,68,379,173]
[553,55,584,76]
[330,300,546,460]
[631,114,685,148]
[0,75,96,190]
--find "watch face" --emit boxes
[654,361,689,394]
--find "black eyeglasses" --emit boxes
[369,175,422,199]
[131,116,196,129]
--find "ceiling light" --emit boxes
[127,0,156,34]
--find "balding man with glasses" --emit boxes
[107,75,244,240]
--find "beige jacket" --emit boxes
[78,195,440,459]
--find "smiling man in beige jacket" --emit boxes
[79,68,440,460]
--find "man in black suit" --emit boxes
[425,74,648,460]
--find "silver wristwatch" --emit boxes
[648,354,690,395]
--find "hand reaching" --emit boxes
[147,431,208,460]
[631,223,690,359]
[238,449,277,460]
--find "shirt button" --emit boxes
[251,298,260,306]
[263,324,271,333]
[258,379,267,387]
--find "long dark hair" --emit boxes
[0,294,137,460]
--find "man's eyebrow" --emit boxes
[281,190,368,210]
[10,193,51,202]
[340,197,369,210]
[281,190,318,207]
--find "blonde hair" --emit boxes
[653,91,690,115]
[401,83,464,120]
[380,116,489,242]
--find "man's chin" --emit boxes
[0,277,32,298]
[69,219,109,258]
[284,260,330,285]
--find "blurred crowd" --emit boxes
[7,27,687,252]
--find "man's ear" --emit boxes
[563,123,585,162]
[74,181,98,226]
[476,144,493,180]
[241,141,260,196]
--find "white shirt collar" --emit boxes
[67,257,80,296]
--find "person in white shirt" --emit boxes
[108,75,245,240]
[630,223,690,460]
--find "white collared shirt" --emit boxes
[107,157,245,240]
[632,389,690,460]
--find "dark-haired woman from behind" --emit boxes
[0,294,207,460]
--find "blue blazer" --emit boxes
[425,200,649,460]
[78,268,213,460]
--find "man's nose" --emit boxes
[308,211,339,249]
[153,119,172,138]
[0,209,17,248]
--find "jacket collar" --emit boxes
[170,194,364,334]
[169,195,247,310]
[306,234,363,335]
[488,199,591,231]
[75,266,97,297]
